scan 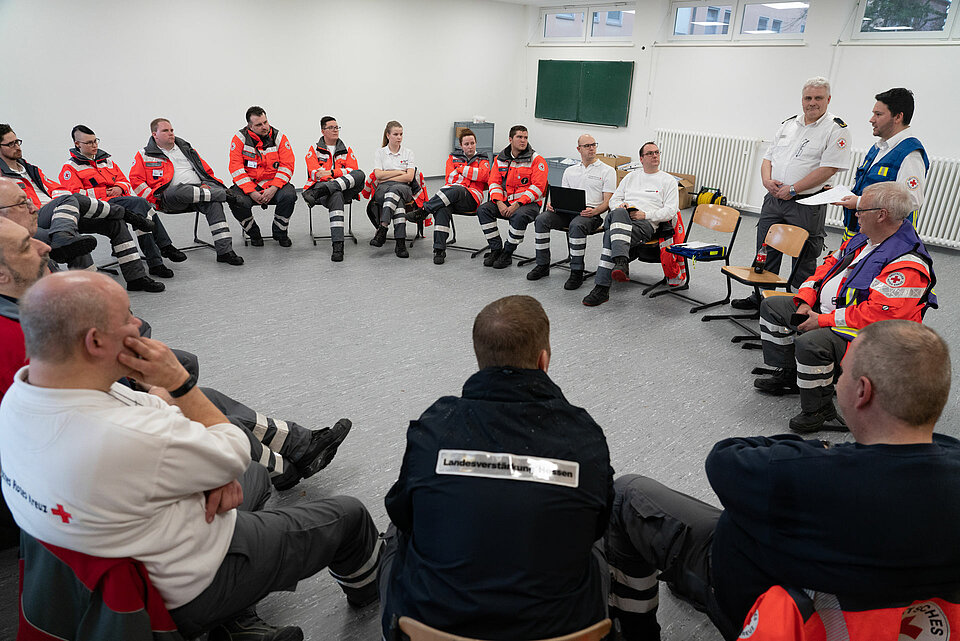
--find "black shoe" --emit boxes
[433,249,446,265]
[297,419,353,481]
[124,210,155,233]
[582,285,610,307]
[395,238,409,258]
[247,225,264,247]
[527,264,550,280]
[48,234,97,263]
[217,251,244,266]
[564,270,585,291]
[274,234,292,248]
[611,256,630,282]
[208,610,303,641]
[731,293,761,310]
[370,226,388,247]
[492,251,513,269]
[160,245,187,262]
[225,189,244,208]
[482,249,502,267]
[332,241,344,262]
[302,189,318,208]
[126,276,165,293]
[406,207,428,224]
[789,403,848,434]
[148,264,174,278]
[753,369,799,396]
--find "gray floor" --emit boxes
[2,182,958,640]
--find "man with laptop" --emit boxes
[527,134,616,290]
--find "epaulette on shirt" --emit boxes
[781,115,798,124]
[834,117,848,127]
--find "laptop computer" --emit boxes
[550,185,587,216]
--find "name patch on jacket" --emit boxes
[436,449,579,488]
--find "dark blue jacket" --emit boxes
[383,366,613,640]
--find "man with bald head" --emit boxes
[528,134,615,290]
[606,321,960,640]
[0,270,381,639]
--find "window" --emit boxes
[854,0,957,39]
[739,2,807,38]
[541,5,635,42]
[672,3,734,37]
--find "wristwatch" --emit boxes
[169,373,198,398]
[789,185,797,198]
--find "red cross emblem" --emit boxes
[907,176,919,190]
[837,138,846,149]
[51,504,72,524]
[886,271,906,287]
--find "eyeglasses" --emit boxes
[323,126,341,131]
[0,139,22,149]
[578,143,597,149]
[642,150,661,157]
[855,207,883,214]
[0,198,29,210]
[77,138,100,146]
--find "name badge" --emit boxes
[152,169,163,177]
[436,449,580,488]
[247,160,258,168]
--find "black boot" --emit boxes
[332,241,344,262]
[370,226,387,247]
[395,238,409,258]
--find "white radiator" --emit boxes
[655,129,762,209]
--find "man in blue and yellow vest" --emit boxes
[754,181,936,433]
[835,88,928,240]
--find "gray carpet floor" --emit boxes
[2,180,958,640]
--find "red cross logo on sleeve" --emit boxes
[51,504,72,524]
[837,138,846,149]
[907,176,920,190]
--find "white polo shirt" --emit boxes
[561,159,616,208]
[763,111,851,194]
[162,144,203,187]
[374,146,416,173]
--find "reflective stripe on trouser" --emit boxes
[324,169,365,194]
[606,474,732,641]
[226,183,298,237]
[759,295,800,367]
[309,190,347,243]
[158,183,234,254]
[475,200,539,253]
[755,193,826,288]
[425,185,476,250]
[796,328,849,413]
[375,181,413,241]
[37,194,121,240]
[532,210,602,269]
[169,493,380,638]
[110,196,171,267]
[594,209,654,286]
[74,217,148,282]
[198,385,313,465]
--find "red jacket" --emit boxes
[228,127,295,194]
[739,585,960,641]
[0,160,70,208]
[0,314,25,400]
[130,137,224,205]
[303,139,360,189]
[361,170,428,208]
[443,151,489,206]
[59,148,132,200]
[487,145,547,207]
[795,233,932,331]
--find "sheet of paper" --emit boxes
[560,157,578,165]
[796,185,855,206]
[673,241,717,249]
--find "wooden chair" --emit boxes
[308,199,357,246]
[647,203,741,312]
[397,617,612,641]
[701,223,809,348]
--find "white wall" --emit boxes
[0,0,529,181]
[520,0,960,210]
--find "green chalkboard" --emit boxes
[535,60,634,127]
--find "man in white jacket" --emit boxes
[582,142,679,306]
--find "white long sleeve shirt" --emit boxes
[610,169,679,224]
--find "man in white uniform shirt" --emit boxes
[835,88,927,240]
[527,134,616,290]
[129,118,244,265]
[582,142,678,307]
[0,270,381,640]
[733,77,851,310]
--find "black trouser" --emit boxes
[303,170,365,243]
[424,185,478,251]
[170,463,381,636]
[605,474,736,640]
[227,184,298,238]
[158,183,235,255]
